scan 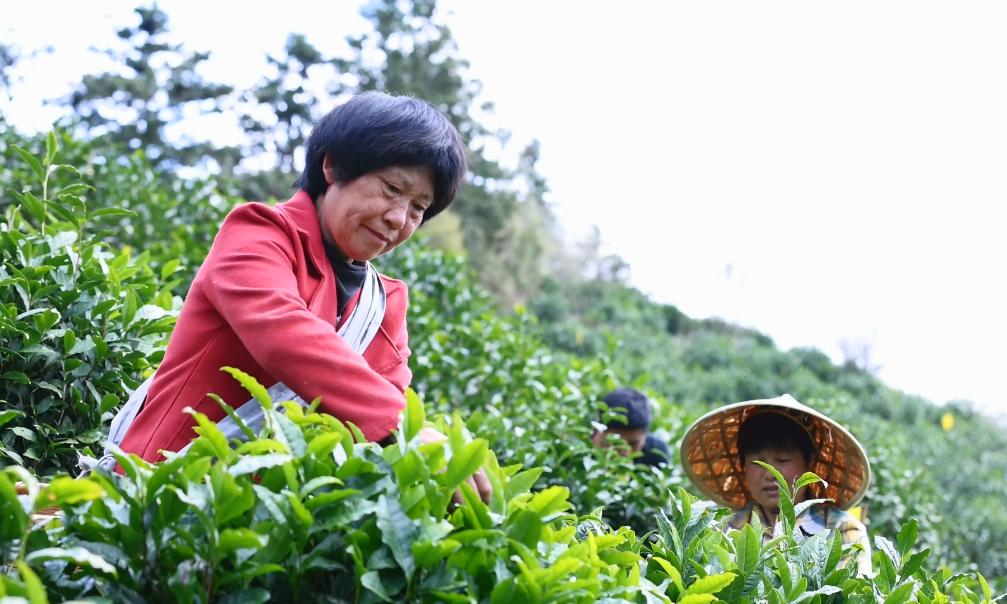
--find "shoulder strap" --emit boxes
[337,264,386,352]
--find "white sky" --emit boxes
[3,2,1005,416]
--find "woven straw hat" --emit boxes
[680,394,870,510]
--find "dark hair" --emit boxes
[601,387,652,429]
[297,91,467,222]
[737,412,816,465]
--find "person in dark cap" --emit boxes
[591,387,670,467]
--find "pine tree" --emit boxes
[66,6,236,171]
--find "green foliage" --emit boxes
[0,138,176,476]
[379,244,682,533]
[1,386,999,602]
[528,270,1007,587]
[1,374,654,603]
[0,124,234,296]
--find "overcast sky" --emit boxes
[3,1,1005,417]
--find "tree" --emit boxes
[234,34,332,200]
[64,6,236,171]
[0,43,19,101]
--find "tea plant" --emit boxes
[3,374,1001,602]
[1,371,661,602]
[1,136,176,476]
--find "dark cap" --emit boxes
[601,387,652,429]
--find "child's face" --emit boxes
[743,445,811,510]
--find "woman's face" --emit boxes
[317,157,435,262]
[742,445,811,511]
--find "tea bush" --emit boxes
[379,245,683,533]
[2,373,1000,602]
[1,135,177,476]
[0,124,233,295]
[2,374,656,602]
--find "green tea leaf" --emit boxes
[685,572,736,595]
[679,595,716,604]
[506,509,542,548]
[26,546,117,577]
[651,556,684,593]
[505,467,543,501]
[875,535,901,570]
[228,453,293,477]
[272,410,306,457]
[121,288,139,328]
[16,560,49,604]
[299,476,343,498]
[900,549,930,581]
[90,207,134,220]
[883,582,915,604]
[360,570,395,603]
[208,393,257,441]
[824,529,843,574]
[2,372,30,385]
[187,407,234,461]
[402,387,425,442]
[35,477,104,511]
[459,481,492,530]
[160,258,181,280]
[11,427,37,442]
[375,494,416,578]
[443,438,488,491]
[896,518,919,558]
[0,473,29,539]
[733,523,761,577]
[753,461,788,492]
[0,409,25,430]
[306,432,343,460]
[977,572,992,601]
[287,492,313,530]
[220,366,272,411]
[44,131,58,166]
[793,585,843,602]
[793,471,824,494]
[346,421,366,443]
[527,485,571,521]
[13,145,44,180]
[18,190,47,223]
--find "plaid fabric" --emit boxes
[727,503,872,575]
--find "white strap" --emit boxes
[78,374,155,473]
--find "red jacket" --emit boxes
[120,191,410,462]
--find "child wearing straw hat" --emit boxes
[680,394,872,575]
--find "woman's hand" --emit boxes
[417,426,492,504]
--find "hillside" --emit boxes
[527,273,1007,581]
